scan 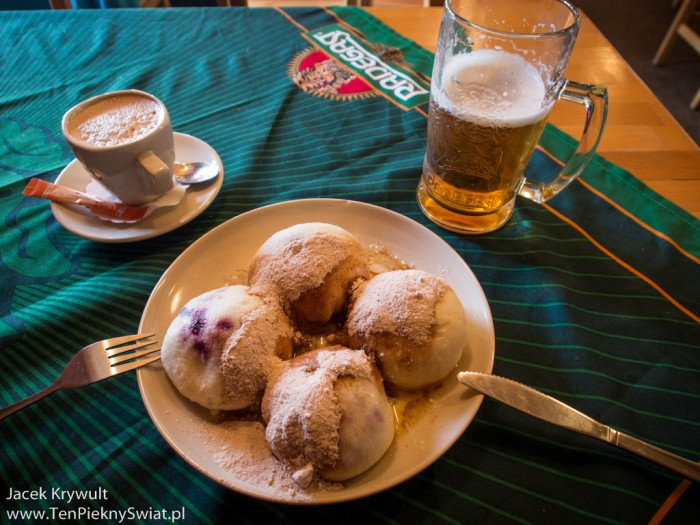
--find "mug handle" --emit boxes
[137,151,174,195]
[518,80,608,203]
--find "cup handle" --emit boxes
[137,151,174,195]
[518,80,608,203]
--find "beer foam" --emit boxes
[68,94,162,147]
[434,49,551,128]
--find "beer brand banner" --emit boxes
[0,6,698,525]
[299,24,430,109]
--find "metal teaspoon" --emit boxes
[174,161,219,184]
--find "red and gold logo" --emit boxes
[289,25,430,110]
[290,48,376,101]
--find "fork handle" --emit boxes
[0,383,61,421]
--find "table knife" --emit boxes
[458,371,700,483]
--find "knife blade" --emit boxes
[458,371,700,483]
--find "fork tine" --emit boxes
[111,352,161,375]
[1,334,161,419]
[109,346,161,366]
[105,338,158,358]
[102,333,156,350]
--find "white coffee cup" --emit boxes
[62,89,175,206]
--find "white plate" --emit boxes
[137,199,495,504]
[51,133,223,243]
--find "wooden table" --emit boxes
[369,7,700,220]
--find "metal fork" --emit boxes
[0,333,160,421]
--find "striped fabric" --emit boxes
[1,6,698,524]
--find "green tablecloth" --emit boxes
[1,6,698,524]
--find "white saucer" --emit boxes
[51,133,223,243]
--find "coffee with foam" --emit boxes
[66,93,162,147]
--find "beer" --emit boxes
[418,0,606,234]
[420,49,552,229]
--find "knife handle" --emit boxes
[612,430,700,483]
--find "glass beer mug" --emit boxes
[418,0,608,234]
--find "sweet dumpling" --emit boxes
[161,285,293,411]
[346,270,467,390]
[248,222,369,326]
[261,346,395,486]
